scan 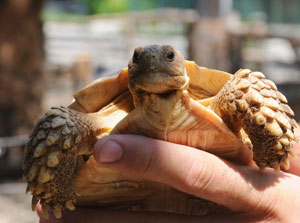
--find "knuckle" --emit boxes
[141,146,155,175]
[183,155,215,193]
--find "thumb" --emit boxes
[93,134,282,214]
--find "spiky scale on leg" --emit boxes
[33,141,47,158]
[28,161,39,182]
[38,166,53,184]
[47,151,60,167]
[283,158,290,170]
[42,204,50,219]
[65,200,76,211]
[31,196,38,211]
[35,184,46,195]
[51,117,67,128]
[53,205,62,218]
[273,165,281,172]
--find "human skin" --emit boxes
[38,128,300,223]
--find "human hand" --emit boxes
[38,128,300,222]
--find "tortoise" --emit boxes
[23,45,298,219]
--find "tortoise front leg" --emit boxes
[23,92,133,219]
[23,107,98,218]
[212,69,298,171]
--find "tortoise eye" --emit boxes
[166,51,175,61]
[133,50,140,63]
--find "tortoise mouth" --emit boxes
[129,69,189,95]
[136,88,178,98]
[157,89,177,97]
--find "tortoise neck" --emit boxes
[139,90,189,132]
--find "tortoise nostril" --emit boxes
[152,55,155,58]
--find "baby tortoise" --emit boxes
[23,45,298,218]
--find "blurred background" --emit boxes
[0,0,300,222]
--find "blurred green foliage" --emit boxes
[42,11,87,22]
[87,0,130,14]
[86,0,193,14]
[43,0,300,24]
[233,0,300,24]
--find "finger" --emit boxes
[294,126,300,138]
[93,135,286,213]
[286,142,300,176]
[36,202,42,217]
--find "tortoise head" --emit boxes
[128,45,188,96]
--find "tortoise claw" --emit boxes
[31,196,38,212]
[53,205,62,219]
[65,200,76,211]
[283,158,290,170]
[42,204,50,219]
